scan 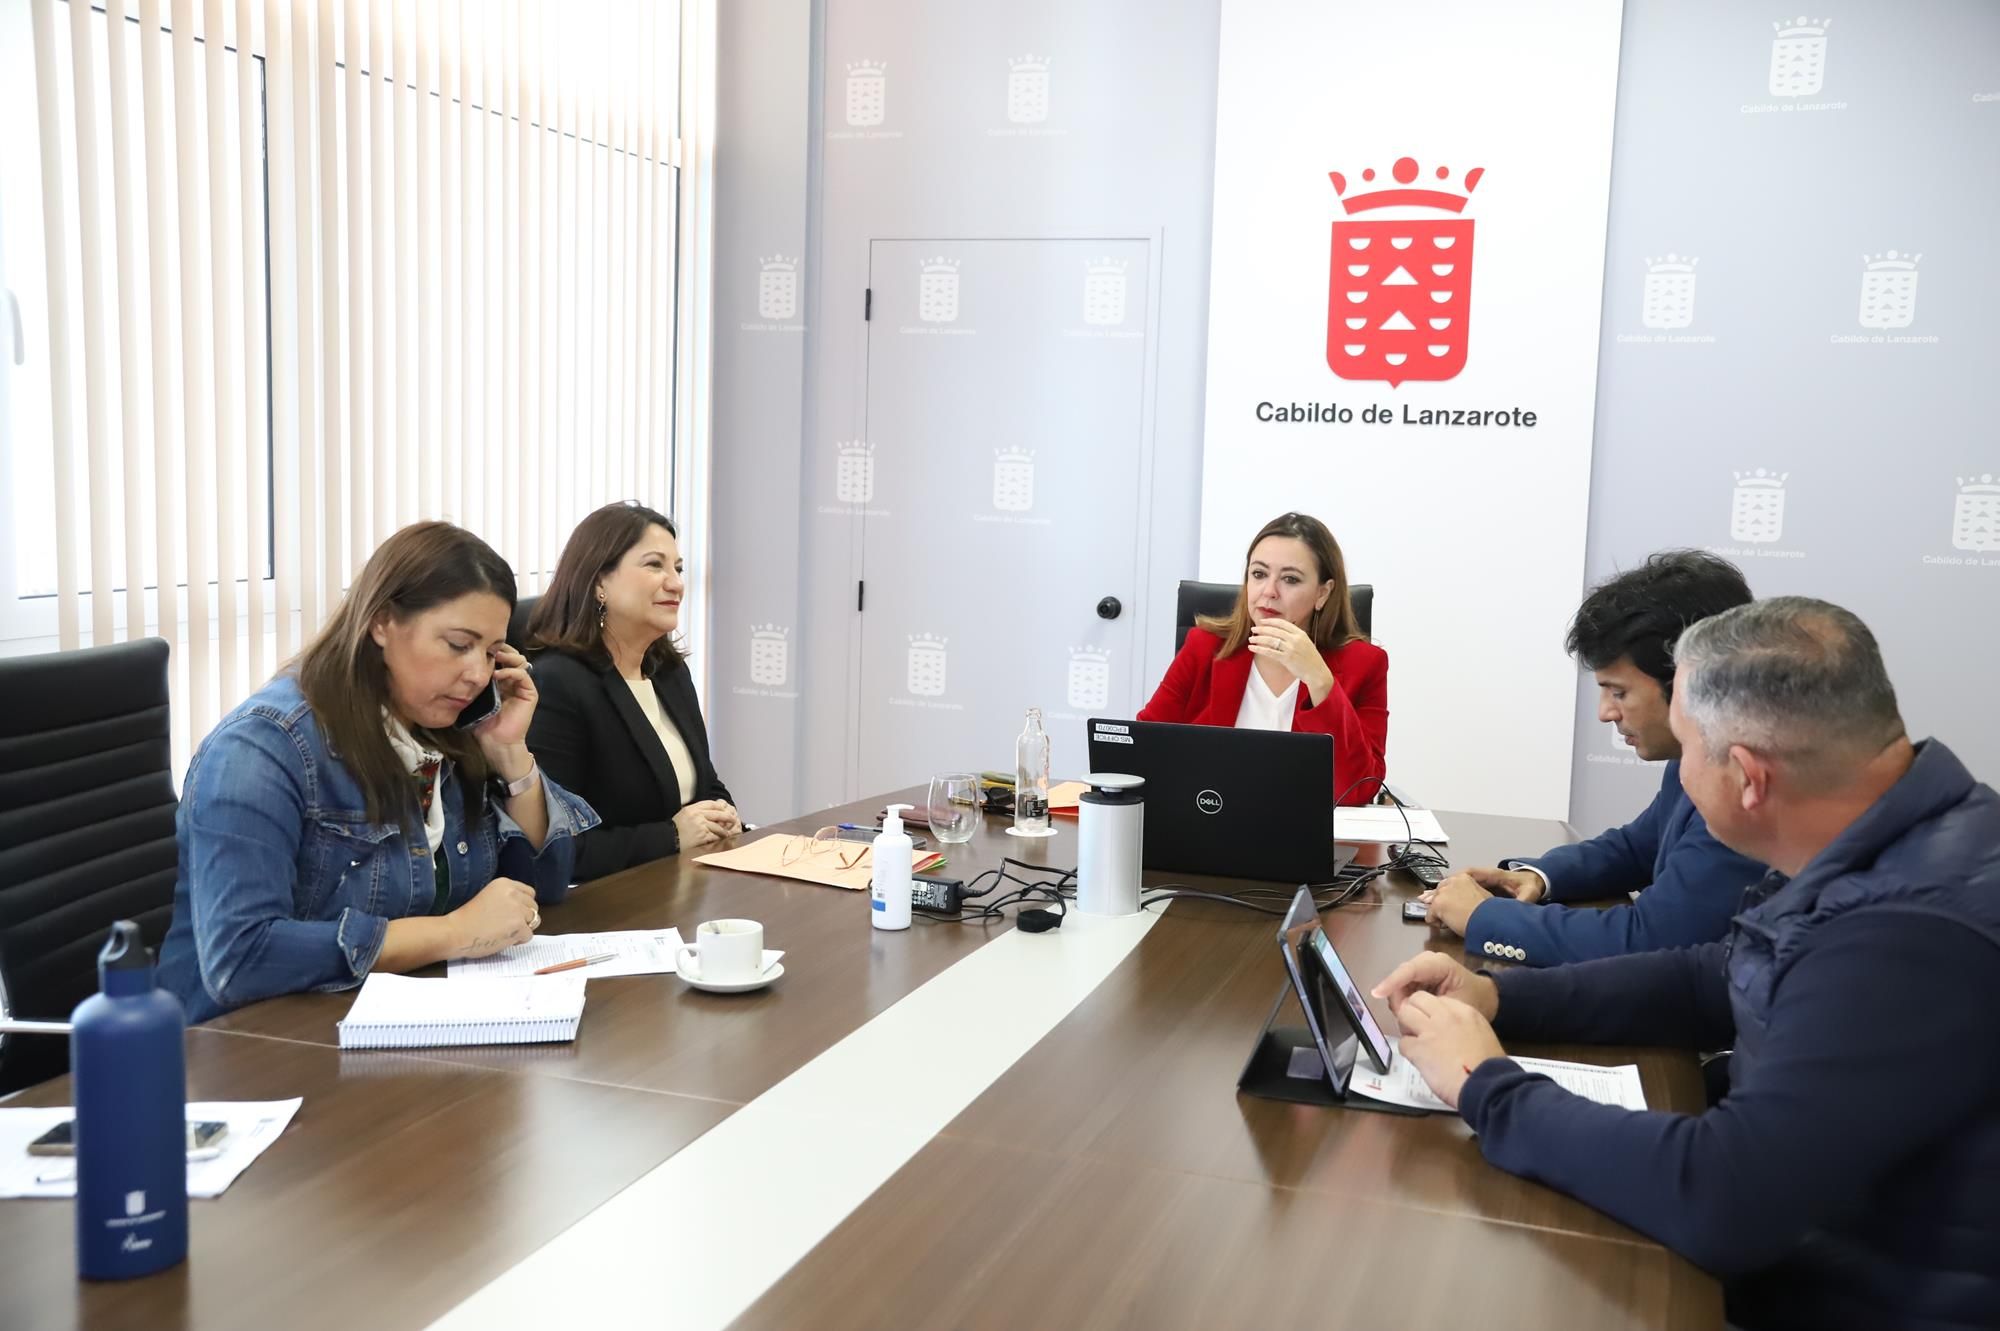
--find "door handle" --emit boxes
[5,289,22,366]
[1096,596,1122,621]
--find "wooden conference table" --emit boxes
[0,794,1722,1330]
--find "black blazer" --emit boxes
[526,649,733,882]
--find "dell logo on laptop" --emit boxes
[1196,789,1224,815]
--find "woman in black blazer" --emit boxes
[525,503,741,881]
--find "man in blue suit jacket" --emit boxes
[1426,551,1765,966]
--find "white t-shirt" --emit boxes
[625,678,700,805]
[1233,664,1300,732]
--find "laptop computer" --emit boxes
[1085,719,1359,882]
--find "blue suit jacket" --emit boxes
[1462,760,1766,967]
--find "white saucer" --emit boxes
[679,962,784,994]
[1004,825,1060,839]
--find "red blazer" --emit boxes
[1137,627,1389,805]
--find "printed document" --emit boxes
[1350,1043,1646,1113]
[1334,805,1451,845]
[0,1099,304,1200]
[448,928,686,979]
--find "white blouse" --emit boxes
[1233,664,1300,733]
[625,678,699,805]
[383,713,448,854]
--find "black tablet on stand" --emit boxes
[1236,885,1428,1115]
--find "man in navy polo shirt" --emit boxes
[1426,550,1765,965]
[1378,598,2000,1331]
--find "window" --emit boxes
[0,3,264,626]
[3,0,700,773]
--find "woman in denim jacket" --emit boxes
[158,523,600,1021]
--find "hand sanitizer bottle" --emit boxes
[871,804,914,931]
[1015,708,1051,834]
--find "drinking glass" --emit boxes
[927,772,980,845]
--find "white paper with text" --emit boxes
[0,1099,304,1200]
[1351,1044,1647,1114]
[448,928,686,979]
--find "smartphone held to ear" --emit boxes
[453,679,503,731]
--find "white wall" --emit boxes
[709,0,1222,821]
[1567,0,2000,835]
[708,0,816,824]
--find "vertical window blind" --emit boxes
[13,0,696,771]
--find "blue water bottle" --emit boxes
[71,921,188,1279]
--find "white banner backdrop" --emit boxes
[1197,0,1624,820]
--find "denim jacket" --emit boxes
[157,674,600,1022]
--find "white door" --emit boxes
[851,237,1153,794]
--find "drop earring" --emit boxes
[597,593,607,632]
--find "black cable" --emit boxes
[913,859,1076,927]
[1140,888,1291,916]
[1313,783,1448,896]
[958,856,1071,900]
[1329,780,1446,888]
[911,885,1060,926]
[1373,784,1450,882]
[1138,875,1371,917]
[1332,773,1384,806]
[921,805,1446,927]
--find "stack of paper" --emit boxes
[1349,1043,1647,1113]
[448,929,685,979]
[336,973,586,1048]
[1334,804,1451,845]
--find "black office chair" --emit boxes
[509,593,541,649]
[1173,580,1373,650]
[0,639,179,1092]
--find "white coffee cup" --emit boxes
[675,918,765,984]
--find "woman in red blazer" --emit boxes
[1138,512,1387,804]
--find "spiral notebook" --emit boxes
[336,973,587,1049]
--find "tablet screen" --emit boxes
[1276,888,1349,1093]
[1306,925,1394,1074]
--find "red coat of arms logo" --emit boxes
[1327,156,1483,387]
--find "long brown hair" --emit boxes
[526,502,686,675]
[1197,512,1363,658]
[295,522,517,825]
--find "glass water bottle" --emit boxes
[1015,708,1051,833]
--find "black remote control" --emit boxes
[1406,861,1447,887]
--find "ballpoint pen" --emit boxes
[533,952,619,975]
